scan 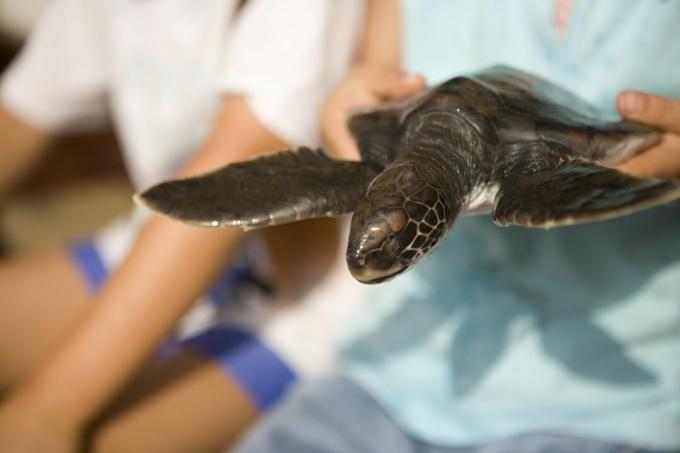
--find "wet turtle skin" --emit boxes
[137,66,680,284]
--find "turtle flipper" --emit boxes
[135,147,379,229]
[535,119,661,164]
[476,66,662,164]
[349,106,404,167]
[493,157,680,229]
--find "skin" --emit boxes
[320,0,425,161]
[0,106,52,197]
[615,90,680,179]
[322,0,680,183]
[0,97,337,452]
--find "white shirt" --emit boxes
[1,0,363,268]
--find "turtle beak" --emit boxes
[345,223,408,284]
[346,255,406,284]
[346,198,411,284]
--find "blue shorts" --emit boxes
[68,239,295,411]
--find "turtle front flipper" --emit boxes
[493,150,680,229]
[135,148,379,229]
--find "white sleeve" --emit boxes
[0,0,109,132]
[220,0,364,147]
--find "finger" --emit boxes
[383,74,427,100]
[617,90,680,134]
[322,91,380,161]
[615,134,680,179]
[324,116,361,161]
[369,70,426,100]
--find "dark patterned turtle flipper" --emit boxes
[493,156,680,229]
[135,148,379,229]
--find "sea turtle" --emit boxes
[136,66,680,284]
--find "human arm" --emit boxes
[0,0,107,199]
[0,104,52,198]
[615,90,680,179]
[320,0,425,160]
[0,96,286,452]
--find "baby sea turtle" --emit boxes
[136,66,680,284]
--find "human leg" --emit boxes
[0,241,281,451]
[87,349,260,453]
[0,247,89,390]
[88,250,365,452]
[84,250,295,452]
[467,435,665,453]
[233,376,669,453]
[232,376,417,453]
[0,233,352,452]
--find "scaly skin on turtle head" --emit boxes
[346,164,451,284]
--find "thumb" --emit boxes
[372,72,426,100]
[617,90,680,134]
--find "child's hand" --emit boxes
[616,91,680,179]
[321,65,425,160]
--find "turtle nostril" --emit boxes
[347,251,366,269]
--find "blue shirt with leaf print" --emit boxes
[341,0,680,449]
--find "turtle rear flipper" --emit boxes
[136,148,379,229]
[493,157,680,229]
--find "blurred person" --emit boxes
[0,0,365,451]
[233,0,680,452]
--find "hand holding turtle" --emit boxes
[320,64,425,160]
[616,91,680,179]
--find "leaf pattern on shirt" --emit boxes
[344,204,680,397]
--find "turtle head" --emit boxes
[346,164,451,284]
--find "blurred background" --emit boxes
[0,0,132,257]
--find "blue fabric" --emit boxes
[67,239,270,302]
[68,239,108,292]
[234,376,665,453]
[206,253,273,308]
[180,326,296,410]
[342,0,680,450]
[67,239,292,410]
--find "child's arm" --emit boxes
[0,0,108,201]
[0,96,284,452]
[616,91,680,179]
[0,105,52,197]
[321,0,424,160]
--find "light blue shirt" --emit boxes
[342,0,680,449]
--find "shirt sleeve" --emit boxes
[220,0,364,147]
[0,0,109,133]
